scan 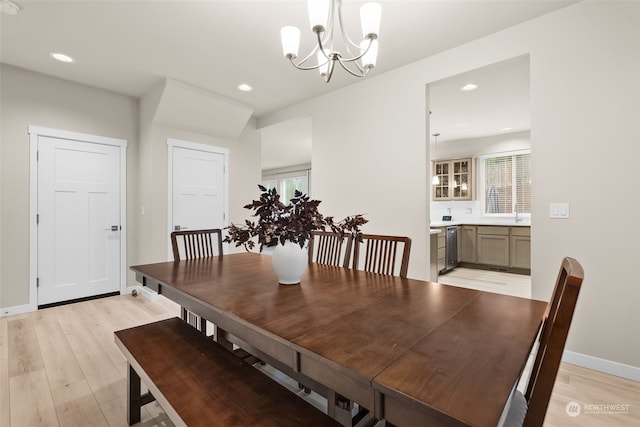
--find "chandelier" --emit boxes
[280,0,381,83]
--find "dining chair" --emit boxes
[171,228,223,261]
[351,234,412,278]
[308,230,353,268]
[504,256,584,427]
[170,229,223,335]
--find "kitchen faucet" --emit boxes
[514,203,522,222]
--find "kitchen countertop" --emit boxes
[429,229,442,235]
[430,219,531,228]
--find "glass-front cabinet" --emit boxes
[432,157,473,200]
[433,162,450,199]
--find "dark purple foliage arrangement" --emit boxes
[224,185,367,251]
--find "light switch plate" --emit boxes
[549,202,570,219]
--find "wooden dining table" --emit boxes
[131,252,547,427]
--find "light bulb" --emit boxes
[360,2,381,38]
[308,0,330,32]
[361,39,378,69]
[281,26,301,58]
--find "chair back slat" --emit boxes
[353,234,411,278]
[308,231,352,268]
[171,229,223,261]
[523,257,584,427]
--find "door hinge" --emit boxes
[36,150,39,161]
[36,277,40,288]
[36,214,40,224]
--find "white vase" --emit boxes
[271,241,308,285]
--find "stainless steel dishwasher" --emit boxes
[444,226,458,272]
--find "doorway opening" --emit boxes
[427,55,531,297]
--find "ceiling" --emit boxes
[1,0,575,168]
[429,54,531,144]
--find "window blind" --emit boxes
[484,152,531,214]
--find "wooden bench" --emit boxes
[114,317,341,427]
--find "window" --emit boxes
[481,151,531,215]
[262,166,310,205]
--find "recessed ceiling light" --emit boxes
[501,127,513,132]
[50,52,75,63]
[0,0,19,15]
[237,83,253,92]
[461,83,478,92]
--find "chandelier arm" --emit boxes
[323,59,337,83]
[336,37,374,64]
[323,0,335,47]
[293,41,321,68]
[336,57,369,78]
[339,37,364,73]
[337,0,363,50]
[315,31,333,61]
[289,56,329,72]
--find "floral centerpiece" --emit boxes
[224,185,367,284]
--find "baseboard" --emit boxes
[1,303,36,317]
[136,285,161,301]
[563,350,640,382]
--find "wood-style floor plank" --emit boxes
[54,305,124,405]
[544,362,640,426]
[50,379,109,427]
[9,369,58,427]
[1,316,10,427]
[438,267,531,298]
[7,315,44,377]
[71,300,131,377]
[99,395,160,427]
[35,320,85,390]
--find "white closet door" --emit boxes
[37,137,121,305]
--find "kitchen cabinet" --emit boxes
[436,228,446,272]
[432,157,473,201]
[456,225,530,273]
[510,227,531,269]
[476,226,510,267]
[459,225,477,263]
[430,232,440,282]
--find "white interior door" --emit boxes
[37,137,121,306]
[169,143,226,250]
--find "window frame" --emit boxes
[479,149,531,218]
[262,164,311,204]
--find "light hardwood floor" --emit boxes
[438,267,532,298]
[1,280,637,426]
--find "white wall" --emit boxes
[260,1,640,374]
[431,131,530,161]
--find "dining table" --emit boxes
[131,252,547,427]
